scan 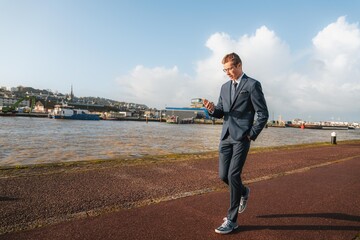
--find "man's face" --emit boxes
[223,61,242,81]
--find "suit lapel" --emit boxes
[230,74,248,109]
[225,81,232,108]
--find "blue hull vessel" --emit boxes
[50,105,100,120]
[53,114,100,120]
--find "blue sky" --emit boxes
[1,0,360,121]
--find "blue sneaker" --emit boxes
[215,219,238,234]
[238,187,250,213]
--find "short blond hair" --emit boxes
[222,52,242,66]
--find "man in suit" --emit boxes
[203,52,268,234]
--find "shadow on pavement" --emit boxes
[235,225,360,233]
[257,213,360,222]
[0,196,19,201]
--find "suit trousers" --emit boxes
[218,132,251,222]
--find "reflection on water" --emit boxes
[1,117,360,166]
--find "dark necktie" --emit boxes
[231,82,238,103]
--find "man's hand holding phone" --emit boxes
[202,98,215,113]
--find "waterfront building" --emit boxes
[165,107,210,120]
[165,98,211,123]
[33,101,46,113]
[119,111,132,117]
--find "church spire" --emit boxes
[70,84,74,100]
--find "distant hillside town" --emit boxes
[0,85,160,118]
[1,86,359,128]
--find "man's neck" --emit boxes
[232,72,244,83]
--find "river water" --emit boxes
[1,117,359,166]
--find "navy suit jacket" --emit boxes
[211,74,269,141]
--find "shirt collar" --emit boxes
[232,73,244,85]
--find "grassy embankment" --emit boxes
[1,139,360,178]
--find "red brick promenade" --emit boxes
[1,141,360,240]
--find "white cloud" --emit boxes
[304,16,360,116]
[313,16,360,69]
[117,16,360,121]
[116,65,193,108]
[266,16,360,120]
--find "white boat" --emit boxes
[49,105,100,120]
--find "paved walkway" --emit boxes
[2,154,360,239]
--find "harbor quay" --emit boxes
[1,112,359,129]
[1,140,360,239]
[1,90,359,126]
[0,112,166,122]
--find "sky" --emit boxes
[1,0,360,122]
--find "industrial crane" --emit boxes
[1,96,36,113]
